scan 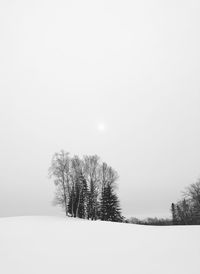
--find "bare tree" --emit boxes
[100,162,119,191]
[49,150,71,216]
[184,180,200,224]
[71,155,84,217]
[184,180,200,206]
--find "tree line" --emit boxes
[171,180,200,225]
[49,150,122,222]
[126,180,200,226]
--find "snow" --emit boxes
[0,216,199,274]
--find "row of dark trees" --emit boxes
[171,180,200,225]
[49,150,122,222]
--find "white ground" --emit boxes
[0,216,199,274]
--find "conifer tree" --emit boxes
[76,173,88,218]
[100,184,122,222]
[171,203,178,225]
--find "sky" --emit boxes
[0,0,200,218]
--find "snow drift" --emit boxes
[0,216,199,274]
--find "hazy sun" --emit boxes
[97,123,106,132]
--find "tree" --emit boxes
[76,173,88,218]
[100,184,122,222]
[99,162,121,222]
[83,155,100,220]
[171,203,178,225]
[185,180,200,205]
[68,155,86,218]
[49,150,71,216]
[184,180,200,224]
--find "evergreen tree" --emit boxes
[76,173,88,219]
[171,203,178,225]
[88,180,97,220]
[100,184,122,222]
[68,182,77,217]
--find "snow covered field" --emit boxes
[0,216,199,274]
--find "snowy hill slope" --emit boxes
[0,216,199,274]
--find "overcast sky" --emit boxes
[0,0,200,218]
